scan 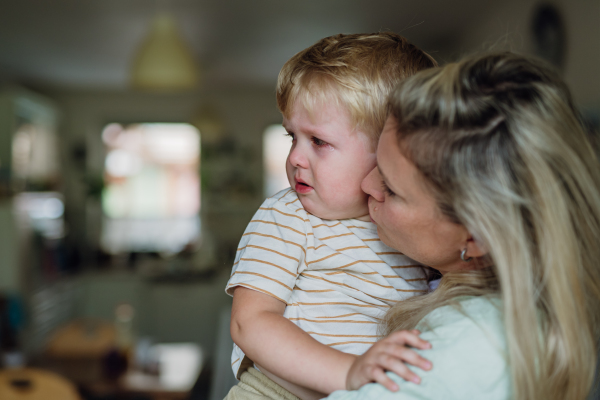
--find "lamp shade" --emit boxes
[131,13,199,90]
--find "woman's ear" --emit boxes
[465,236,488,259]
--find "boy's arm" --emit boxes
[231,286,356,394]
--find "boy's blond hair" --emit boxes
[276,32,436,146]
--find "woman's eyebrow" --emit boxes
[376,162,392,187]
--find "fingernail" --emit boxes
[412,376,420,384]
[425,362,432,369]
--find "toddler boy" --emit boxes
[226,32,436,400]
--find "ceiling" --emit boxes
[0,0,498,90]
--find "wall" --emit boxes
[40,85,281,363]
[447,0,599,110]
[0,200,19,292]
[48,86,281,263]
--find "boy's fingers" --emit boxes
[371,368,399,392]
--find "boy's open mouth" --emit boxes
[295,180,313,194]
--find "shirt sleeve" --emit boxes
[326,299,511,400]
[225,197,308,304]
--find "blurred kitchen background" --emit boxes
[0,0,597,399]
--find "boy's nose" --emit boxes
[361,167,384,202]
[287,143,308,169]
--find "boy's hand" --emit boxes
[346,330,432,392]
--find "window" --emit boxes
[263,125,292,198]
[100,123,200,254]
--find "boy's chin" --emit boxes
[300,198,368,221]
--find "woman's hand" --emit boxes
[346,330,432,392]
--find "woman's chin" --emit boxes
[376,228,396,251]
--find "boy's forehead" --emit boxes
[283,84,378,150]
[283,103,374,151]
[285,88,348,123]
[284,95,350,130]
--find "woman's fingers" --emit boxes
[381,356,422,384]
[371,367,400,392]
[385,346,432,371]
[376,349,432,385]
[346,330,433,391]
[387,330,431,350]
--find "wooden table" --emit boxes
[85,369,196,400]
[86,343,203,400]
[0,368,80,400]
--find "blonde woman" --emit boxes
[328,53,600,400]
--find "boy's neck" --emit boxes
[355,214,372,222]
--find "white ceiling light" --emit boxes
[131,13,199,90]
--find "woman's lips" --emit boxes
[295,181,313,194]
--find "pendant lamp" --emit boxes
[131,13,199,90]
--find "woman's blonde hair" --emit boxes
[276,32,436,147]
[383,52,600,400]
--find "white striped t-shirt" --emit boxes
[226,188,429,378]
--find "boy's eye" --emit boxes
[311,137,328,147]
[285,132,295,141]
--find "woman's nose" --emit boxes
[287,143,308,169]
[361,167,384,202]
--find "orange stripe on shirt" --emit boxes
[334,260,385,269]
[241,232,306,256]
[326,340,377,347]
[320,232,355,240]
[259,207,309,222]
[336,246,369,251]
[229,283,287,304]
[289,317,377,324]
[287,300,388,308]
[249,220,304,236]
[278,189,293,199]
[237,245,300,262]
[292,287,335,293]
[307,253,339,265]
[239,258,296,276]
[343,272,394,289]
[305,332,380,338]
[316,313,382,320]
[232,271,293,290]
[312,221,342,229]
